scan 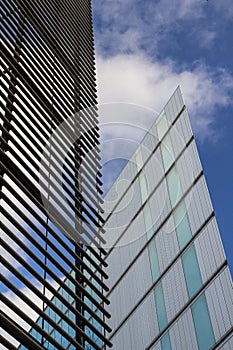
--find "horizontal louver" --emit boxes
[1,0,112,349]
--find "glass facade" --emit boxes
[103,87,233,349]
[1,2,232,348]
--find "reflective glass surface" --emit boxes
[192,293,215,350]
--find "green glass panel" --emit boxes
[144,203,153,239]
[157,112,168,140]
[161,332,172,350]
[174,202,192,249]
[182,244,202,298]
[154,282,168,331]
[136,147,144,171]
[137,144,161,285]
[148,240,160,281]
[161,135,174,172]
[192,293,215,350]
[167,166,182,207]
[139,174,148,202]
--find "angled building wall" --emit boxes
[103,87,233,350]
[1,1,111,349]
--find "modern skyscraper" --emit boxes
[1,1,111,349]
[103,87,233,350]
[1,2,232,350]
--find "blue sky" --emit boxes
[92,0,233,273]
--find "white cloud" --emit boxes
[93,0,212,56]
[1,226,28,278]
[96,53,233,141]
[93,0,233,133]
[96,52,232,195]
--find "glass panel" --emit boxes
[157,112,168,140]
[44,341,56,350]
[161,135,174,172]
[167,166,182,208]
[144,204,154,239]
[136,147,144,170]
[139,174,148,202]
[52,329,62,343]
[161,332,172,350]
[67,309,76,323]
[174,202,192,249]
[137,147,161,284]
[182,244,202,298]
[31,328,42,343]
[154,282,168,331]
[191,293,215,350]
[148,240,160,281]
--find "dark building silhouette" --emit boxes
[1,1,111,349]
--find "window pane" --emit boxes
[157,112,168,140]
[154,282,168,331]
[161,332,172,350]
[182,244,202,298]
[161,135,174,172]
[191,293,215,350]
[174,202,192,249]
[144,203,154,239]
[139,173,148,202]
[167,166,182,208]
[148,240,160,281]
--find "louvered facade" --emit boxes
[1,1,111,349]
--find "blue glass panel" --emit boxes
[174,202,192,249]
[30,328,42,343]
[182,244,202,298]
[67,309,76,323]
[60,319,69,333]
[92,317,102,334]
[161,332,172,350]
[192,293,215,350]
[68,324,76,338]
[43,319,53,335]
[148,240,160,281]
[44,341,56,350]
[167,166,181,208]
[154,282,168,331]
[67,278,76,293]
[61,334,69,349]
[37,317,43,327]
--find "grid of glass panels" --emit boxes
[103,87,232,349]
